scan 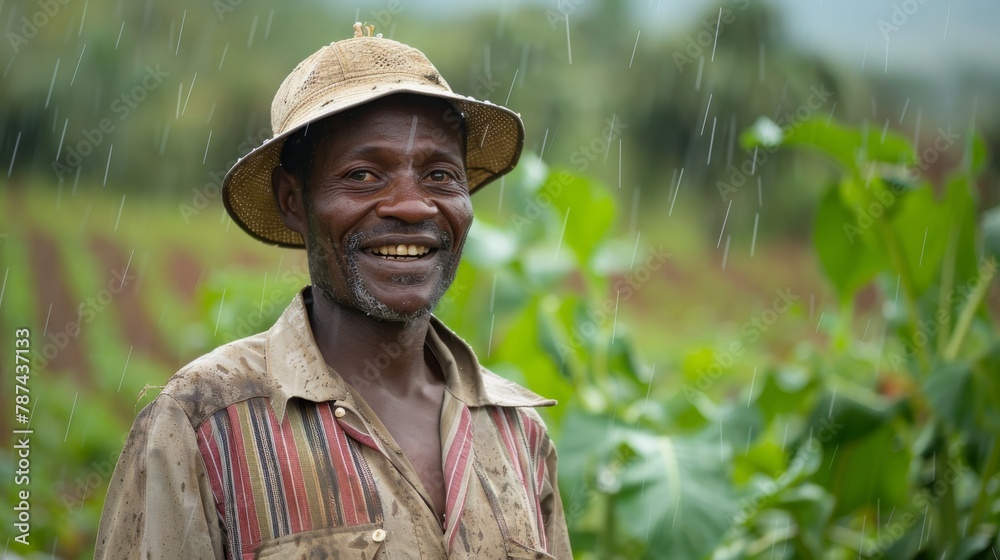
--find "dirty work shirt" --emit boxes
[95,289,571,559]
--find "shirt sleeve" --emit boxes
[542,436,573,559]
[95,393,225,560]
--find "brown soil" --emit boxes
[89,237,175,365]
[26,231,92,380]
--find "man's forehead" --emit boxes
[311,95,466,152]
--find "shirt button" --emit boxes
[371,528,386,542]
[334,407,346,418]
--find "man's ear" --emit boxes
[272,166,307,240]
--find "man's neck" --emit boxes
[305,287,440,396]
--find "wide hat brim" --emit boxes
[222,39,525,248]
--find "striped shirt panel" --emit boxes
[487,407,550,551]
[196,397,382,559]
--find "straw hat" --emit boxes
[222,32,525,248]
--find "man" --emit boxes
[95,30,571,559]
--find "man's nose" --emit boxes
[374,175,438,223]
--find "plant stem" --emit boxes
[944,258,997,361]
[935,227,959,355]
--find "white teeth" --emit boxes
[371,245,430,257]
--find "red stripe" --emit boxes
[196,422,226,519]
[443,406,473,548]
[490,408,526,485]
[227,406,262,551]
[267,409,311,533]
[316,404,366,526]
[519,411,549,549]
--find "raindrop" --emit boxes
[715,199,733,249]
[564,13,572,64]
[175,9,187,55]
[102,144,113,187]
[694,56,704,91]
[117,346,134,392]
[706,116,717,164]
[247,15,259,50]
[554,208,570,261]
[45,58,61,109]
[64,392,79,442]
[265,9,275,40]
[203,129,213,164]
[7,131,21,177]
[115,20,125,49]
[114,193,125,231]
[668,167,684,217]
[710,8,722,61]
[487,313,495,357]
[214,289,227,336]
[943,4,951,41]
[700,93,713,135]
[721,234,730,270]
[181,73,198,117]
[0,268,9,311]
[78,0,88,36]
[70,43,87,86]
[629,29,640,68]
[218,43,230,70]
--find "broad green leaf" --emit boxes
[805,389,897,446]
[615,430,736,560]
[887,185,951,295]
[784,118,914,171]
[811,422,911,518]
[812,186,883,299]
[923,361,974,432]
[544,169,617,266]
[461,219,519,268]
[743,117,914,172]
[752,366,819,423]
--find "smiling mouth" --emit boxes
[368,244,435,261]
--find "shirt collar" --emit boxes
[265,288,555,422]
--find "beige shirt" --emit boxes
[95,289,571,559]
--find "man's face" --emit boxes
[295,96,472,322]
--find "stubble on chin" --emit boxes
[306,222,459,324]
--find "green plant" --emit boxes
[712,117,999,558]
[440,119,998,558]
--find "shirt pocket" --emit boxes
[253,523,386,559]
[506,539,556,560]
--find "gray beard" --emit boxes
[306,218,459,324]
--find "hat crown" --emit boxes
[270,38,451,134]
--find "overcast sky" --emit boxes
[403,0,1000,75]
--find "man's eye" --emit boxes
[428,170,452,182]
[348,170,376,182]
